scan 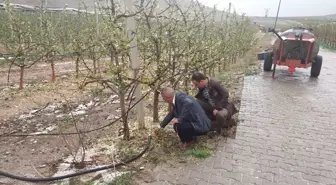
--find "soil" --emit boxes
[0,58,140,185]
[0,32,269,185]
[0,58,110,121]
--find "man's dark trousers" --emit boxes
[173,122,206,143]
[197,99,229,129]
[197,99,216,121]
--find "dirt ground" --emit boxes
[0,58,140,185]
[0,32,268,185]
[0,58,110,121]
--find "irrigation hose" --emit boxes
[0,135,152,183]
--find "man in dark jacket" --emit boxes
[159,87,211,148]
[191,72,238,134]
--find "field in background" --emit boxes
[251,15,336,50]
[251,13,336,30]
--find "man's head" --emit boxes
[191,71,208,88]
[161,86,175,104]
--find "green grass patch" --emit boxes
[109,172,132,185]
[0,59,6,66]
[319,41,336,51]
[183,147,211,159]
[69,177,81,185]
[216,72,237,89]
[117,140,141,161]
[244,65,260,76]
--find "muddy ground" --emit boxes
[0,32,268,185]
[0,57,148,185]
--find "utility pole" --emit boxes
[264,8,269,19]
[274,0,282,29]
[125,0,145,129]
[94,0,99,35]
[94,0,100,73]
[227,2,231,39]
[228,2,231,14]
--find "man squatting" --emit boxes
[158,72,238,147]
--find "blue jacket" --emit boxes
[160,92,211,133]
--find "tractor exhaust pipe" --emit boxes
[299,33,305,62]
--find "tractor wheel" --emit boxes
[263,52,273,71]
[310,55,322,77]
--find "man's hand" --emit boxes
[172,119,179,124]
[155,124,163,136]
[213,109,218,116]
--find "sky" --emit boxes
[198,0,336,17]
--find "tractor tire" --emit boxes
[310,55,322,77]
[263,52,273,71]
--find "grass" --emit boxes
[184,147,211,159]
[117,139,144,161]
[69,177,81,185]
[244,64,260,76]
[109,172,132,185]
[115,127,220,167]
[0,59,5,66]
[59,172,132,185]
[216,60,260,89]
[320,41,336,51]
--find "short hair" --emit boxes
[191,71,207,82]
[161,86,175,97]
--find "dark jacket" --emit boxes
[195,78,238,117]
[160,92,211,134]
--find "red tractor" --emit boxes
[259,27,322,78]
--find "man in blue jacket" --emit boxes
[159,87,212,148]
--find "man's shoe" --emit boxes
[229,118,237,127]
[215,127,222,135]
[221,129,230,137]
[178,142,192,149]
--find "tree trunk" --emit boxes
[51,60,56,83]
[120,92,130,140]
[184,79,189,94]
[93,57,97,74]
[76,56,79,78]
[153,89,159,122]
[233,53,237,64]
[19,66,24,89]
[7,62,13,85]
[211,66,215,77]
[97,59,101,74]
[115,52,130,140]
[203,68,207,76]
[184,63,189,94]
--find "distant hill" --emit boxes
[325,14,336,19]
[0,0,105,10]
[0,0,235,22]
[255,13,336,21]
[250,12,336,31]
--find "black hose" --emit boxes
[0,136,151,183]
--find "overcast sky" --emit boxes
[198,0,336,17]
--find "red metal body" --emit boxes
[274,37,315,70]
[271,28,319,77]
